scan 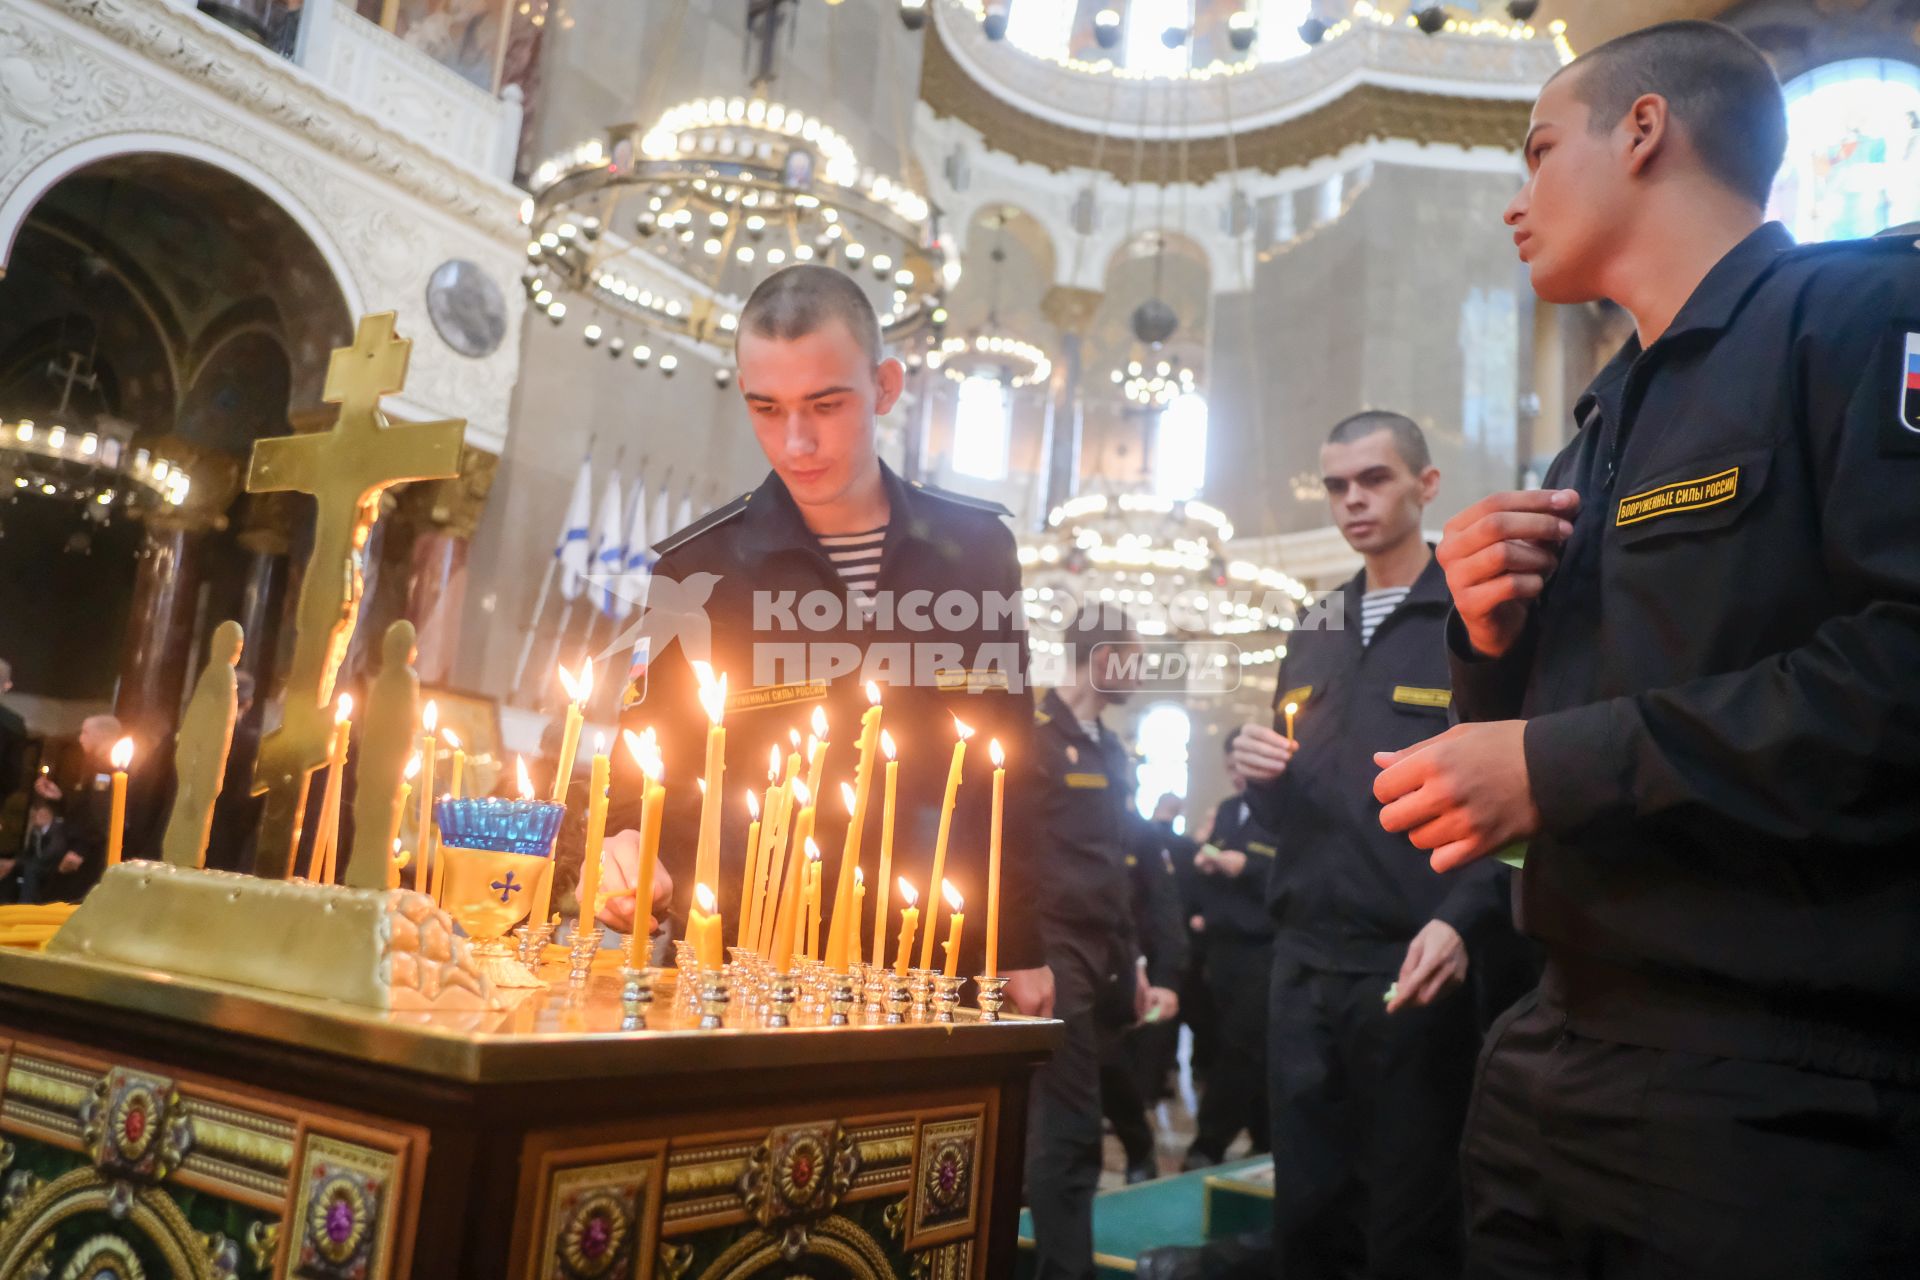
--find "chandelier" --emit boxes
[2,418,195,515]
[523,93,947,368]
[1111,355,1196,407]
[1017,492,1310,673]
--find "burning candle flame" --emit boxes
[841,781,856,814]
[696,668,728,724]
[443,727,461,750]
[335,693,354,723]
[1285,701,1299,716]
[942,879,963,912]
[769,744,782,782]
[591,732,603,756]
[110,737,133,770]
[811,705,829,738]
[423,700,438,733]
[881,730,897,762]
[855,866,865,886]
[804,837,821,863]
[404,752,422,781]
[789,728,803,750]
[792,778,812,808]
[515,754,534,799]
[953,715,974,741]
[898,877,918,906]
[866,680,881,706]
[746,789,760,820]
[695,882,717,913]
[989,738,1005,768]
[623,727,664,781]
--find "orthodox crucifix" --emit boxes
[246,313,464,879]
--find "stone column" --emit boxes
[399,446,500,686]
[231,492,297,696]
[1040,286,1102,518]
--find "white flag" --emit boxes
[621,477,653,609]
[556,455,593,602]
[590,470,626,618]
[649,482,672,549]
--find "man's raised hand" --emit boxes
[1436,489,1579,659]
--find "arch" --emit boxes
[0,131,364,317]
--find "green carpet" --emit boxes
[1015,1156,1273,1278]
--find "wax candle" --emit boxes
[397,752,420,890]
[690,882,724,971]
[623,730,665,967]
[741,746,779,948]
[940,880,965,978]
[310,694,353,883]
[692,662,728,903]
[919,716,973,969]
[768,779,813,969]
[551,659,591,802]
[825,683,883,973]
[804,841,823,961]
[872,731,899,972]
[894,878,919,976]
[754,772,792,958]
[986,738,1005,978]
[418,701,438,898]
[444,727,465,801]
[1285,700,1299,742]
[804,704,830,797]
[851,867,866,966]
[578,736,611,932]
[106,737,133,869]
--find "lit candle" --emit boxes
[106,737,133,868]
[396,752,420,891]
[418,700,438,900]
[871,731,899,972]
[690,882,725,971]
[804,840,823,961]
[552,659,592,802]
[312,693,353,884]
[940,879,965,978]
[804,704,830,797]
[391,837,406,889]
[737,788,762,950]
[744,745,784,953]
[692,662,728,905]
[624,729,666,968]
[986,738,1005,978]
[893,878,919,976]
[769,778,814,970]
[578,735,611,933]
[1285,700,1299,742]
[825,682,883,973]
[759,773,804,957]
[919,716,973,969]
[444,727,465,801]
[851,867,866,966]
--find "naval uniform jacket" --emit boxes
[1247,552,1507,973]
[609,462,1043,975]
[1451,223,1920,1081]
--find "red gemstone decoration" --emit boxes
[790,1153,813,1189]
[124,1104,147,1143]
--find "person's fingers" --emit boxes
[1373,738,1444,804]
[1412,952,1461,1006]
[1450,538,1562,589]
[1373,729,1447,780]
[1454,575,1548,621]
[1441,490,1579,544]
[1430,837,1488,873]
[1397,937,1426,987]
[1407,810,1475,852]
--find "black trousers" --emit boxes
[1268,955,1478,1280]
[1100,1025,1157,1169]
[1464,988,1920,1280]
[1192,934,1273,1162]
[1026,927,1105,1280]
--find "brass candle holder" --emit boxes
[828,969,857,1026]
[566,924,604,987]
[974,974,1010,1023]
[619,965,654,1030]
[908,968,934,1020]
[767,969,797,1028]
[697,968,728,1030]
[932,974,964,1024]
[885,970,913,1024]
[859,962,887,1018]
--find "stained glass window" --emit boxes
[1767,58,1920,243]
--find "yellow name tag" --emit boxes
[1615,466,1740,527]
[1064,772,1109,790]
[1392,685,1452,709]
[726,681,830,714]
[935,667,1010,693]
[1281,685,1314,707]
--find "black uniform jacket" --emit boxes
[1195,792,1278,942]
[1451,224,1920,1079]
[610,462,1043,975]
[1248,552,1506,973]
[1127,813,1191,990]
[1027,689,1141,945]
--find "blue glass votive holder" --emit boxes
[433,797,565,857]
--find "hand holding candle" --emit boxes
[106,737,133,868]
[940,880,965,978]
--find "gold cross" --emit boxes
[246,313,464,879]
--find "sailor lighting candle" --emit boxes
[919,716,973,969]
[872,730,899,972]
[826,682,883,972]
[552,659,591,801]
[893,878,920,975]
[418,700,438,897]
[623,729,666,968]
[940,880,965,978]
[443,727,465,800]
[1285,700,1299,742]
[313,693,354,884]
[105,737,133,868]
[690,883,724,971]
[692,662,728,905]
[985,738,1006,978]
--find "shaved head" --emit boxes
[740,264,883,366]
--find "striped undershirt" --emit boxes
[1359,586,1410,646]
[817,525,887,611]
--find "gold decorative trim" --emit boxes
[921,18,1531,180]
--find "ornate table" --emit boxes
[0,952,1057,1279]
